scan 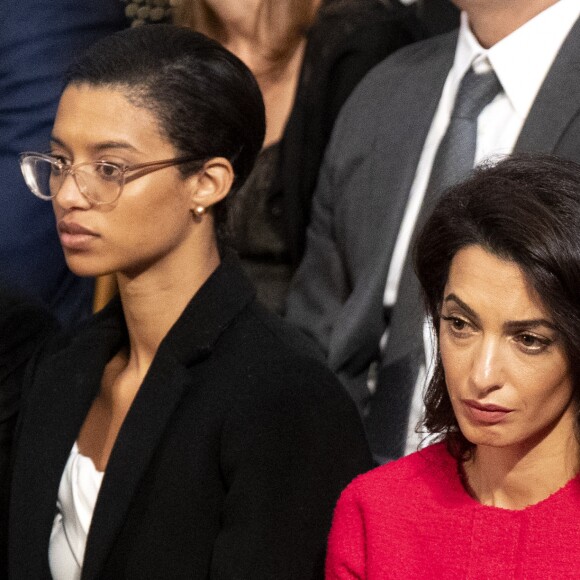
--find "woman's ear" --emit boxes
[189,157,234,213]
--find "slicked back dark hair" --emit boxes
[66,24,265,240]
[414,153,580,460]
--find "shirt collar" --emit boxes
[453,1,580,120]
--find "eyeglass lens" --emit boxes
[22,157,121,204]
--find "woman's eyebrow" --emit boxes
[444,294,558,333]
[443,293,479,321]
[91,141,140,154]
[49,136,140,155]
[503,319,558,333]
[49,135,67,149]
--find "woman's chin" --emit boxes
[64,255,115,279]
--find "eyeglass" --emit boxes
[19,152,203,205]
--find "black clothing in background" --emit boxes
[2,252,372,579]
[416,0,460,36]
[231,0,423,313]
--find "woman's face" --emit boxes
[50,84,199,278]
[440,244,577,455]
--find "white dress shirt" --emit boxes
[380,0,580,455]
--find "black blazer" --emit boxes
[4,253,372,579]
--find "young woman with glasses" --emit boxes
[1,25,372,580]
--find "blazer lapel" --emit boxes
[80,355,194,580]
[9,302,125,579]
[515,16,580,153]
[81,252,255,580]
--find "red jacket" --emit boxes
[326,442,580,579]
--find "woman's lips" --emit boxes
[57,221,98,250]
[462,400,513,424]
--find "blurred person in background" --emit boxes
[174,0,421,312]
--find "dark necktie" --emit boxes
[365,66,503,463]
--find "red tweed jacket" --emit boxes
[326,442,580,579]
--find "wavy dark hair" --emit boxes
[66,24,266,241]
[414,153,580,460]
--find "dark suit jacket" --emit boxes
[0,0,126,326]
[287,16,580,410]
[5,253,372,579]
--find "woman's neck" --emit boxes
[259,39,306,147]
[211,1,311,147]
[204,0,263,43]
[463,412,580,510]
[222,32,306,147]
[115,234,220,378]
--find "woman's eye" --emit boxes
[49,156,69,175]
[96,163,121,180]
[50,164,64,176]
[49,154,69,166]
[440,315,472,336]
[514,333,551,353]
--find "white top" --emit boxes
[49,443,104,580]
[378,0,580,455]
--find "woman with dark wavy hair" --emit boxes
[0,24,371,580]
[326,154,580,579]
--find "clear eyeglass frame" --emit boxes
[19,152,204,205]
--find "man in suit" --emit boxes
[287,0,580,462]
[0,0,127,326]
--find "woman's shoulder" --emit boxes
[209,295,369,448]
[211,289,373,479]
[327,443,462,560]
[299,0,421,86]
[340,442,458,507]
[242,298,324,360]
[223,298,354,403]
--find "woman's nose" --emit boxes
[468,336,504,394]
[53,172,91,210]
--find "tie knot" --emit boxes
[452,67,502,120]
